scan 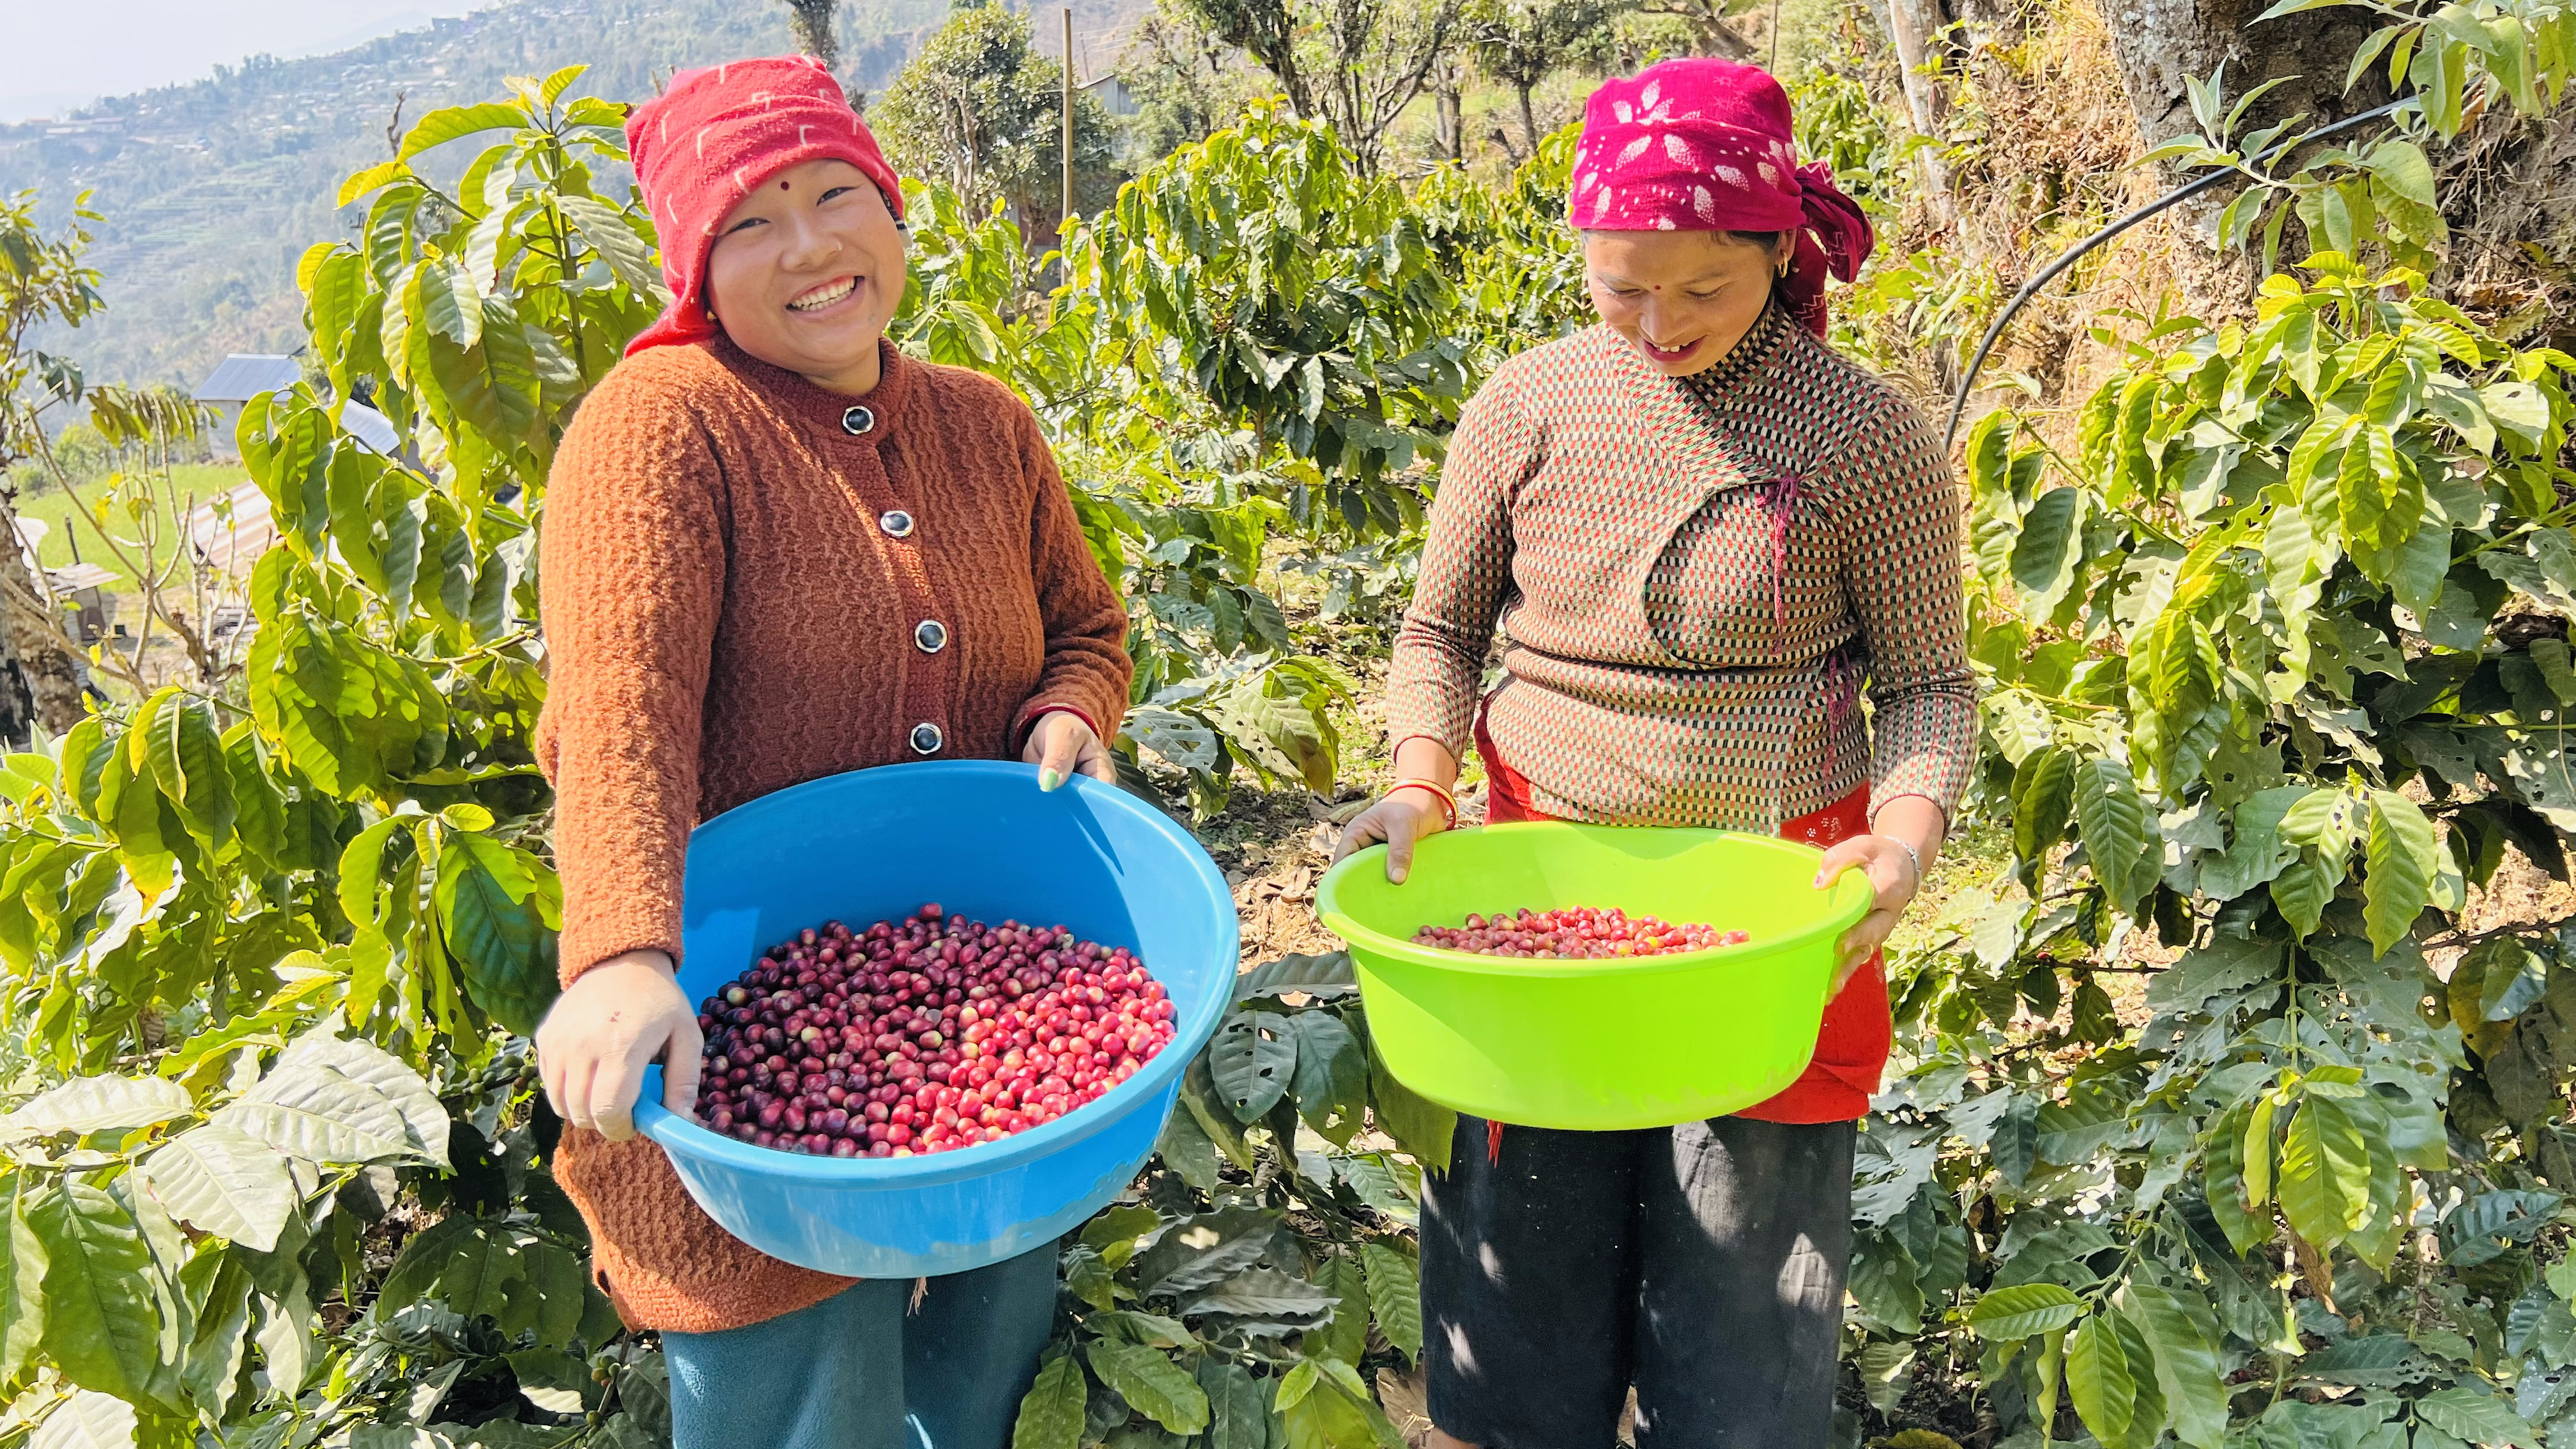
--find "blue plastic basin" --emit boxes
[634,760,1236,1278]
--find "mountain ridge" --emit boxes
[0,0,949,389]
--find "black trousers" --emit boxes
[1421,1114,1855,1449]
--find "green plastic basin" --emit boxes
[1315,823,1874,1131]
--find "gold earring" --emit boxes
[1776,256,1791,278]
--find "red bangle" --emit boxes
[1389,778,1458,829]
[1018,703,1103,750]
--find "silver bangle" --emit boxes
[1876,834,1923,884]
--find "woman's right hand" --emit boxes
[535,949,703,1141]
[1332,788,1452,884]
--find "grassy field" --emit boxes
[15,462,243,577]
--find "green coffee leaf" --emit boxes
[1275,1356,1388,1449]
[271,1032,448,1165]
[2269,854,2336,938]
[2279,1096,2371,1246]
[1196,1359,1266,1449]
[399,103,528,161]
[2124,1284,2228,1448]
[1085,1337,1210,1434]
[1360,1240,1422,1360]
[1310,1254,1368,1363]
[2012,487,2085,606]
[1338,1151,1418,1222]
[2363,790,2439,956]
[2145,936,2282,1018]
[0,1075,190,1142]
[1181,1264,1337,1320]
[2412,1387,2537,1447]
[1153,1103,1223,1192]
[377,1217,525,1324]
[556,194,664,300]
[434,833,560,1038]
[1287,1010,1367,1144]
[27,1181,161,1404]
[2291,1333,2437,1388]
[0,1176,44,1394]
[2065,1310,2138,1448]
[146,693,232,845]
[1209,1009,1296,1122]
[215,1062,415,1165]
[2074,756,2157,914]
[30,1390,138,1449]
[137,1123,296,1252]
[1132,1205,1280,1300]
[1078,1205,1162,1268]
[1965,1282,2085,1340]
[1011,1355,1088,1449]
[2012,746,2077,865]
[2244,1092,2278,1207]
[180,1251,255,1423]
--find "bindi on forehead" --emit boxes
[780,180,792,190]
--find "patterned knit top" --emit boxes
[1384,305,1976,828]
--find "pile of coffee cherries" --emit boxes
[1411,906,1749,959]
[693,904,1179,1158]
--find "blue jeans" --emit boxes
[663,1244,1060,1449]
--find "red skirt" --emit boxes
[1472,713,1890,1124]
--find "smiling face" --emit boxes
[1583,228,1788,379]
[703,157,908,395]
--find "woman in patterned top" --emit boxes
[1334,57,1975,1449]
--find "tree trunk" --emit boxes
[2106,0,2388,163]
[1517,84,1541,158]
[1436,86,1464,161]
[2104,0,2391,300]
[1883,0,1958,226]
[0,494,86,739]
[0,573,34,749]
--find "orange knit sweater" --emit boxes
[532,336,1133,1333]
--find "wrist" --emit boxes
[1874,834,1924,891]
[1388,779,1458,829]
[592,949,677,982]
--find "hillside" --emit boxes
[0,0,976,388]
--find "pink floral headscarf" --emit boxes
[1569,58,1874,335]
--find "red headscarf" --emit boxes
[1568,58,1874,335]
[622,54,907,357]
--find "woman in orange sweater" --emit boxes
[528,56,1133,1449]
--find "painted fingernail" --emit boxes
[1038,767,1063,792]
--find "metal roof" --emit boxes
[47,564,118,592]
[342,401,399,455]
[191,354,302,404]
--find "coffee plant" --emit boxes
[1858,258,2576,1448]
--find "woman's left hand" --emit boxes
[1023,710,1117,791]
[1813,834,1924,997]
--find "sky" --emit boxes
[0,0,500,123]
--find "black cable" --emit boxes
[1942,96,2413,445]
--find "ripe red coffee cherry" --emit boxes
[696,905,1178,1159]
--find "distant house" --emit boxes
[190,354,300,459]
[1081,73,1139,118]
[188,482,279,577]
[190,353,403,462]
